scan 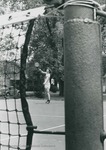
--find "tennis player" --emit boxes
[39,67,51,104]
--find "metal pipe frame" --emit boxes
[64,0,104,150]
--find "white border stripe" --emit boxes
[41,124,65,131]
[31,114,64,118]
[0,125,65,141]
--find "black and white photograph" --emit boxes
[0,0,106,150]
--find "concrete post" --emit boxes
[64,1,103,150]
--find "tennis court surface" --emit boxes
[0,94,65,150]
[28,97,65,150]
[2,94,106,150]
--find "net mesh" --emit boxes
[0,13,35,150]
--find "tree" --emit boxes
[2,0,44,11]
[26,15,64,96]
[1,0,64,96]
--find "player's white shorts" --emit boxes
[44,83,50,92]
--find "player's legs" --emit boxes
[45,87,50,104]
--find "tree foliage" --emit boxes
[27,16,64,79]
[0,0,64,96]
[0,0,64,73]
[2,0,106,93]
[2,0,44,11]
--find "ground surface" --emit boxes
[1,92,106,150]
[0,92,65,150]
[28,98,65,150]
